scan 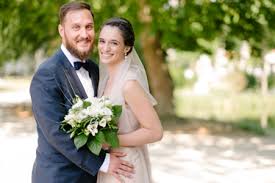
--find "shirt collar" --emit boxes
[61,44,84,67]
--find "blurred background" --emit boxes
[1,0,275,182]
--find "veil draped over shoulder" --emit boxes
[98,48,157,105]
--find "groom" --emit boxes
[30,2,133,183]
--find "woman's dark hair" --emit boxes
[59,2,94,24]
[101,17,135,55]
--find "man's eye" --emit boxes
[72,26,80,30]
[87,25,93,30]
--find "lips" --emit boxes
[100,52,112,59]
[77,38,91,45]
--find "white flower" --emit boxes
[104,99,112,106]
[67,120,77,127]
[100,107,113,116]
[84,129,90,136]
[104,115,112,122]
[87,122,98,136]
[99,118,107,127]
[85,106,100,117]
[72,98,83,109]
[85,97,98,104]
[64,113,75,121]
[76,111,87,121]
[99,96,107,102]
[99,96,111,106]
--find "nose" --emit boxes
[101,42,110,52]
[79,28,88,38]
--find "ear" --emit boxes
[58,24,64,38]
[124,46,131,55]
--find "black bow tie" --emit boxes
[74,61,89,71]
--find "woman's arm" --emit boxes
[118,80,163,147]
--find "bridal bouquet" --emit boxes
[60,96,121,155]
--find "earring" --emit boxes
[124,53,128,61]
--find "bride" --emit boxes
[97,17,163,183]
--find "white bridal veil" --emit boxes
[98,48,157,105]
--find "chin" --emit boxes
[100,59,110,64]
[102,58,115,64]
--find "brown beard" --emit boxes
[66,42,91,60]
[64,34,93,60]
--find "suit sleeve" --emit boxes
[30,66,105,176]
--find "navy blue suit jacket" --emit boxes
[30,49,106,183]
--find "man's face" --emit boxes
[59,9,95,60]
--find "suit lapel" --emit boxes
[87,60,98,97]
[57,50,88,99]
[64,66,88,99]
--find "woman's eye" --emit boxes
[99,40,105,43]
[111,42,118,45]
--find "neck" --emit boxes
[106,61,123,80]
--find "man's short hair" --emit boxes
[59,2,94,24]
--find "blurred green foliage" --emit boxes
[174,88,275,133]
[167,50,199,88]
[268,74,275,90]
[245,73,259,89]
[241,72,275,90]
[1,0,275,63]
[236,119,266,135]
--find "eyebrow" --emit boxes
[99,38,121,43]
[110,40,120,43]
[71,21,94,25]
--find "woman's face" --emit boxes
[98,25,130,65]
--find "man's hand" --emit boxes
[102,143,110,150]
[108,151,135,182]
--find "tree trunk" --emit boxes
[138,1,174,115]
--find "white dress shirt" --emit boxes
[61,44,110,173]
[61,45,94,97]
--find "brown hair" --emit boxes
[59,1,94,24]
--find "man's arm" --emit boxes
[30,66,105,176]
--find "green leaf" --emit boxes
[70,130,77,138]
[112,105,122,115]
[60,122,71,132]
[95,131,105,144]
[112,105,122,121]
[73,95,81,104]
[87,139,102,156]
[83,101,91,108]
[74,133,88,149]
[104,130,119,148]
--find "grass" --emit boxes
[174,88,275,135]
